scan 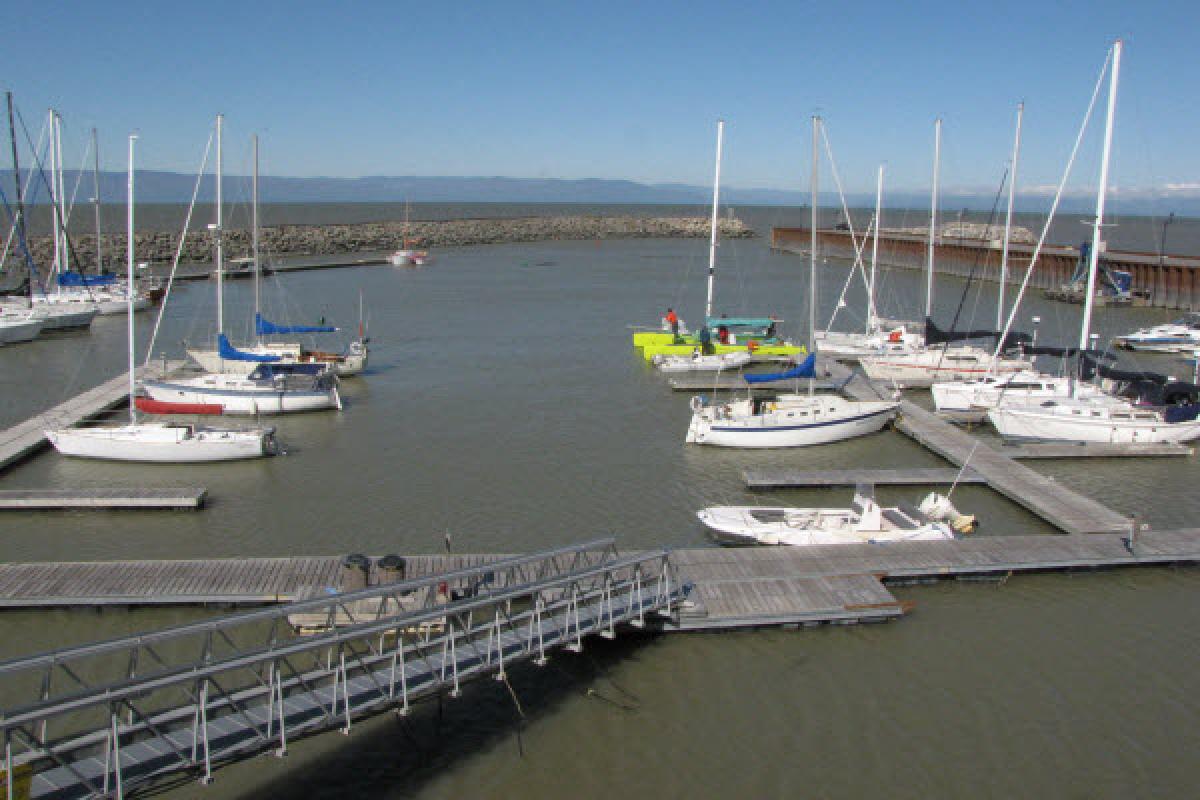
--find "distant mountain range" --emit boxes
[2,169,1196,216]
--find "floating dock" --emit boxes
[0,488,206,511]
[743,467,983,489]
[819,361,1134,535]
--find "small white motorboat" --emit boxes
[1112,313,1200,353]
[653,349,753,373]
[697,487,959,546]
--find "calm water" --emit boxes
[0,229,1197,797]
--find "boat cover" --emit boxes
[743,353,816,383]
[1164,402,1200,423]
[924,317,1029,350]
[218,333,282,362]
[57,271,118,287]
[255,313,337,335]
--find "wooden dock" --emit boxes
[743,467,983,489]
[0,361,184,472]
[1,530,1197,625]
[0,488,207,510]
[823,360,1134,535]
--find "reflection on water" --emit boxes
[0,233,1197,798]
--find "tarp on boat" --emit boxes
[743,353,816,383]
[57,271,118,287]
[1080,352,1166,384]
[218,333,282,362]
[924,317,1030,351]
[255,313,337,335]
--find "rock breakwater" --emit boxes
[21,215,753,270]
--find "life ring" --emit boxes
[888,330,903,343]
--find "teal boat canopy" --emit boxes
[706,316,779,331]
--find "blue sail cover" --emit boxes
[218,333,281,362]
[57,271,118,287]
[743,353,816,383]
[255,313,338,335]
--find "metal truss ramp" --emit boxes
[0,540,680,799]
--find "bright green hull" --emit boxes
[632,331,680,347]
[640,342,805,361]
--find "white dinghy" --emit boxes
[46,134,276,463]
[697,486,957,547]
[653,348,753,373]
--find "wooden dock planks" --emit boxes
[821,359,1134,535]
[743,467,983,489]
[1,531,1196,617]
[0,488,206,510]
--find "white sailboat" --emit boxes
[144,116,341,415]
[186,134,368,377]
[46,134,276,462]
[815,164,924,360]
[697,486,957,547]
[858,119,1031,388]
[388,202,430,265]
[988,41,1200,444]
[685,116,899,448]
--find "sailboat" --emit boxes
[814,163,924,360]
[634,120,802,362]
[45,134,276,462]
[142,116,341,415]
[685,117,899,448]
[388,201,430,266]
[988,41,1200,444]
[185,135,368,377]
[858,119,1031,388]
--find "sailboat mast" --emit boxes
[49,111,61,276]
[998,103,1023,329]
[92,127,103,274]
[925,118,941,320]
[868,164,883,334]
[1079,40,1122,350]
[54,112,70,272]
[809,115,819,362]
[127,134,137,424]
[253,132,260,342]
[215,113,224,335]
[704,119,724,320]
[6,94,26,260]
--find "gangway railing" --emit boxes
[0,540,679,799]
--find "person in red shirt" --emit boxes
[665,308,679,336]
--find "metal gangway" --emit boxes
[0,540,679,799]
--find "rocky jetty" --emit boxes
[886,222,1036,244]
[21,215,753,270]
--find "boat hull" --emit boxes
[860,349,1031,388]
[142,380,341,415]
[188,345,367,377]
[45,425,272,462]
[642,342,803,361]
[696,506,953,546]
[0,318,44,344]
[987,407,1200,444]
[686,401,897,448]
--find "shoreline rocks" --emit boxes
[20,215,754,271]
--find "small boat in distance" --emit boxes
[1112,312,1200,353]
[653,348,753,373]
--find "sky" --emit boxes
[4,0,1199,204]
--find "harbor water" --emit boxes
[0,218,1197,798]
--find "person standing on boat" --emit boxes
[717,325,730,345]
[699,325,714,355]
[665,308,679,336]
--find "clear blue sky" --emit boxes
[4,0,1198,198]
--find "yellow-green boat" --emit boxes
[640,340,805,361]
